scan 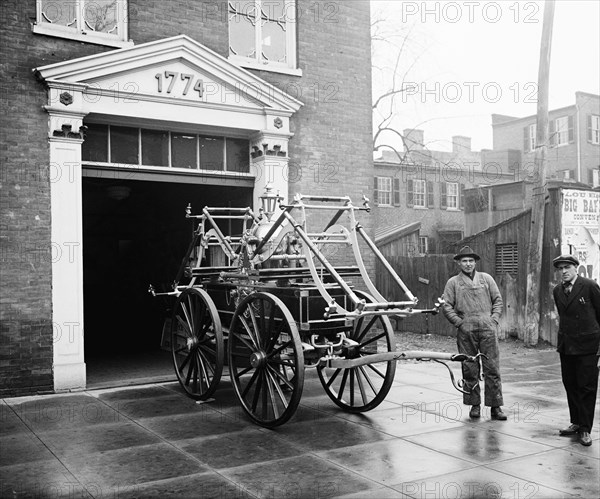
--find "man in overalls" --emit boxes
[442,246,507,420]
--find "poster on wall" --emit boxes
[561,189,600,282]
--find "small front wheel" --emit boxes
[171,287,223,400]
[228,292,304,427]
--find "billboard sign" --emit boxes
[561,189,600,282]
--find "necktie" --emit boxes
[563,283,572,295]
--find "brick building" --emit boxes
[492,91,600,187]
[373,130,514,255]
[0,0,374,396]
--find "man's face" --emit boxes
[458,257,476,274]
[556,263,577,283]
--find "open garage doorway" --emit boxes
[82,175,253,388]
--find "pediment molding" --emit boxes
[33,35,303,116]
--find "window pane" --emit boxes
[40,0,78,27]
[142,129,169,166]
[82,123,108,162]
[261,1,286,64]
[199,136,224,170]
[83,0,119,34]
[229,1,257,58]
[172,134,197,169]
[110,126,139,164]
[226,138,250,172]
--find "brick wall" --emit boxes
[0,0,374,395]
[1,0,109,396]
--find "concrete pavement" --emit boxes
[1,347,599,498]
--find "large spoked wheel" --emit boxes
[171,287,224,400]
[317,290,396,412]
[228,292,304,428]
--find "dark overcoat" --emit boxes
[552,276,600,355]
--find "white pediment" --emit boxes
[34,35,302,117]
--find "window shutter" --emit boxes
[549,120,555,147]
[587,114,593,142]
[427,181,434,208]
[441,182,447,209]
[393,178,401,206]
[568,115,574,143]
[460,183,465,210]
[407,179,414,207]
[373,177,378,204]
[523,126,530,152]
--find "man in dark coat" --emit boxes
[552,254,600,447]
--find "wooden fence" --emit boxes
[376,255,457,336]
[376,254,517,340]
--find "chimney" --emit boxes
[452,135,471,153]
[403,128,424,151]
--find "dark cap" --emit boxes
[454,245,480,261]
[552,254,579,268]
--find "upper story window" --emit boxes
[376,177,392,205]
[33,0,131,48]
[407,179,433,209]
[228,1,300,75]
[550,115,574,147]
[588,114,600,145]
[373,176,400,206]
[446,182,459,209]
[82,123,250,173]
[413,179,426,208]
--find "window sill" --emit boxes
[229,56,303,77]
[412,206,428,210]
[33,24,134,49]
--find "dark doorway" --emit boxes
[82,176,252,388]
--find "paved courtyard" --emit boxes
[1,346,599,498]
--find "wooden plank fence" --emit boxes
[376,255,457,336]
[376,255,517,340]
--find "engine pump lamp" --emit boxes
[259,183,283,221]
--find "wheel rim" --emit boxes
[318,291,396,412]
[171,287,223,400]
[228,292,304,427]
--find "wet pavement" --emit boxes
[1,348,599,498]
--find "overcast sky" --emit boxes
[371,0,600,152]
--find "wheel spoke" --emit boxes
[240,368,260,401]
[177,350,193,373]
[266,338,292,359]
[365,362,387,379]
[325,367,342,388]
[251,370,264,413]
[358,365,377,395]
[337,369,349,401]
[354,367,369,405]
[359,330,387,350]
[264,369,282,419]
[267,363,294,391]
[175,314,192,338]
[181,300,193,337]
[355,316,378,342]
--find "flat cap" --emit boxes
[552,254,580,268]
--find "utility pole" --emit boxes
[524,0,555,346]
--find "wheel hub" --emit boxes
[250,351,267,368]
[186,337,198,350]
